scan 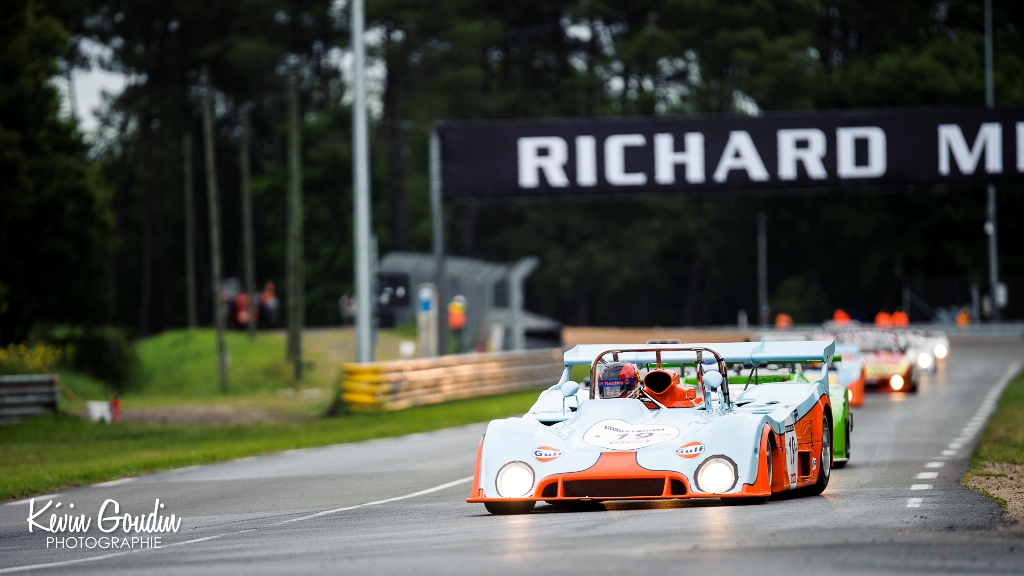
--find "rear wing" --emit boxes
[562,341,835,368]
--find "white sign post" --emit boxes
[416,284,439,357]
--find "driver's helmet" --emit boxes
[597,362,640,399]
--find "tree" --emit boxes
[0,0,113,343]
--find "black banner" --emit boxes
[436,107,1024,199]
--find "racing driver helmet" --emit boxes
[597,362,641,399]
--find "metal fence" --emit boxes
[0,374,59,423]
[342,348,564,411]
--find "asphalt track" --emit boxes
[2,342,1023,575]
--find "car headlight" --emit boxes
[933,344,948,359]
[695,456,737,494]
[890,374,905,391]
[495,462,534,498]
[917,352,933,370]
[846,388,853,402]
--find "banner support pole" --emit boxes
[984,0,1001,320]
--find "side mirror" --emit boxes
[561,381,580,397]
[703,371,723,391]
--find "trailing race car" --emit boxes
[831,343,865,407]
[897,329,949,373]
[827,329,919,393]
[467,341,839,515]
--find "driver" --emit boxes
[597,362,641,399]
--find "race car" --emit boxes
[831,343,865,407]
[467,341,838,515]
[897,329,950,373]
[818,328,919,393]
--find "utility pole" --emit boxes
[182,132,197,329]
[430,131,446,355]
[239,105,257,340]
[286,76,304,381]
[352,0,374,362]
[757,212,769,326]
[201,66,228,392]
[984,0,1001,320]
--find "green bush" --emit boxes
[29,325,139,393]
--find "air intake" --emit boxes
[562,479,664,498]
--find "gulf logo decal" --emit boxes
[533,446,563,462]
[675,442,705,458]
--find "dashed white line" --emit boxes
[905,361,1021,506]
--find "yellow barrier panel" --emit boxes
[341,348,563,411]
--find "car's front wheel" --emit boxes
[484,501,535,515]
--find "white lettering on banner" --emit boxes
[777,128,828,180]
[517,136,569,188]
[938,123,1002,175]
[1017,122,1024,173]
[836,127,887,178]
[654,133,705,184]
[575,135,598,186]
[713,131,769,183]
[604,134,648,185]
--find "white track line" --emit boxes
[905,360,1023,510]
[93,478,136,488]
[276,476,472,524]
[0,476,472,574]
[4,495,61,507]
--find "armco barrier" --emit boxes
[0,374,59,423]
[342,348,564,411]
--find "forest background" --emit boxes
[3,0,1024,346]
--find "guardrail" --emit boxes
[342,348,564,411]
[0,374,59,423]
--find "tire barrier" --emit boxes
[342,349,564,411]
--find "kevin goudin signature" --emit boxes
[27,498,182,547]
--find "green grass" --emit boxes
[136,329,330,397]
[0,388,541,502]
[972,368,1024,466]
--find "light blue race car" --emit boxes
[467,341,838,515]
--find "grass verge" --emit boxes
[972,368,1024,466]
[964,367,1024,527]
[0,388,541,503]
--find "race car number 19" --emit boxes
[583,420,680,451]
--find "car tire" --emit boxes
[484,501,535,515]
[834,418,851,469]
[803,417,831,496]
